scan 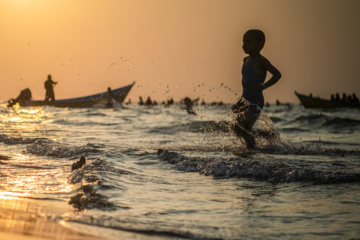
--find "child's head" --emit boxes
[243,29,265,55]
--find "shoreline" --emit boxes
[0,197,171,240]
[0,197,106,240]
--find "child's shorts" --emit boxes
[232,97,261,129]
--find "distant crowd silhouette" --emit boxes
[135,96,225,107]
[133,96,227,116]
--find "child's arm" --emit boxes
[255,56,281,90]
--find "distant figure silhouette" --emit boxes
[8,88,32,107]
[342,93,347,102]
[139,96,144,105]
[233,29,281,149]
[44,75,57,102]
[106,87,113,108]
[145,97,152,106]
[347,94,353,103]
[183,97,196,115]
[352,93,359,104]
[71,156,86,171]
[167,98,174,105]
[335,93,341,102]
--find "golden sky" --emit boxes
[1,0,359,103]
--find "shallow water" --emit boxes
[1,103,360,239]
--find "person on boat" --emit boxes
[330,94,335,101]
[105,87,114,108]
[44,75,57,102]
[232,29,281,149]
[352,93,359,104]
[8,88,32,107]
[341,93,347,103]
[335,93,341,102]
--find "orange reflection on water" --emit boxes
[1,107,53,137]
[0,191,30,200]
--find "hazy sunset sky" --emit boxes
[1,0,359,104]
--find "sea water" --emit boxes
[0,102,359,239]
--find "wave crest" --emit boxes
[157,149,360,184]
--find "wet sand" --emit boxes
[0,197,166,240]
[0,197,106,240]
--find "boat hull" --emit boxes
[10,82,134,108]
[295,91,360,109]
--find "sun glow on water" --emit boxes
[0,191,29,200]
[1,107,54,137]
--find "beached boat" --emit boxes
[295,91,360,109]
[8,82,134,108]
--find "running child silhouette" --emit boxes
[232,29,281,149]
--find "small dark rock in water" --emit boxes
[71,156,86,171]
[0,154,10,160]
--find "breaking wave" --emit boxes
[157,149,360,184]
[26,139,101,158]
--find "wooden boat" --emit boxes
[8,82,134,108]
[295,91,360,109]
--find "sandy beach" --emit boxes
[0,197,105,240]
[0,197,169,240]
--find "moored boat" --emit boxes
[8,82,134,108]
[295,91,360,109]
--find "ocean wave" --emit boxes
[68,157,133,211]
[148,121,233,134]
[292,114,360,129]
[26,139,101,158]
[278,127,309,132]
[294,113,329,122]
[67,158,115,211]
[53,119,119,126]
[157,149,360,184]
[321,117,360,128]
[0,134,47,145]
[67,216,206,240]
[68,183,116,211]
[269,116,283,123]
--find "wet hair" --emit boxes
[245,29,265,49]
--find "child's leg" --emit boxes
[234,100,261,148]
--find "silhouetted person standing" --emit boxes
[106,87,114,108]
[45,75,57,102]
[139,96,144,105]
[232,29,281,149]
[183,97,196,115]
